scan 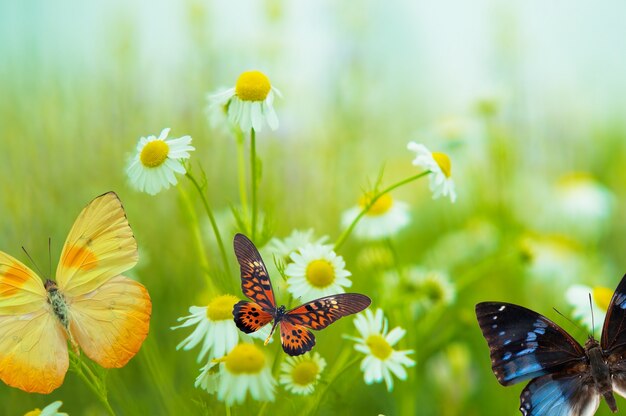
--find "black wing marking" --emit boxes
[519,371,599,416]
[233,234,276,311]
[285,293,371,330]
[476,302,586,386]
[601,274,626,353]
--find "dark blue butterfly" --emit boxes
[476,274,626,415]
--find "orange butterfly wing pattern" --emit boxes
[233,300,273,334]
[231,234,372,356]
[281,294,371,355]
[0,253,68,394]
[280,320,316,356]
[233,234,276,311]
[0,192,151,394]
[285,294,372,330]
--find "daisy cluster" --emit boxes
[128,70,460,408]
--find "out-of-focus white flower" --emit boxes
[341,192,410,241]
[24,401,68,416]
[566,284,613,334]
[519,233,585,286]
[554,173,615,241]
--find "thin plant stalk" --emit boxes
[178,186,213,290]
[250,128,258,241]
[235,129,249,222]
[334,171,431,251]
[185,171,232,278]
[69,352,116,416]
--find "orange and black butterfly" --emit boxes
[232,234,371,356]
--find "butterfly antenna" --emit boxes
[589,293,595,339]
[552,307,584,333]
[21,246,45,277]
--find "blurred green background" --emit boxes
[2,0,626,415]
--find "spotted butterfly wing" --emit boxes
[233,300,273,334]
[601,274,626,400]
[233,234,276,311]
[281,294,371,356]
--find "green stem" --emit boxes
[236,130,249,221]
[185,171,232,278]
[69,354,116,416]
[307,347,359,415]
[178,186,213,289]
[334,171,431,251]
[250,128,258,241]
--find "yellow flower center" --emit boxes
[24,410,41,416]
[432,152,451,178]
[358,193,394,216]
[291,361,319,386]
[206,294,239,321]
[224,344,266,374]
[140,140,169,168]
[366,334,393,360]
[306,259,335,288]
[235,70,272,102]
[593,287,613,311]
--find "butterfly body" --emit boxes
[232,234,371,356]
[476,274,626,415]
[0,192,151,394]
[584,338,617,412]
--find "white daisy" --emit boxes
[210,70,281,132]
[127,128,194,195]
[341,192,410,241]
[279,352,327,395]
[519,233,585,286]
[266,229,330,262]
[285,243,352,303]
[349,308,415,392]
[566,284,613,334]
[172,294,242,362]
[214,343,276,405]
[195,361,220,394]
[407,142,456,203]
[24,401,68,416]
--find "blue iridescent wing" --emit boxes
[601,274,626,353]
[520,372,599,416]
[476,302,586,386]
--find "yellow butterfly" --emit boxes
[0,192,151,394]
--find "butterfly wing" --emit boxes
[284,293,371,330]
[233,234,276,311]
[67,275,151,368]
[279,293,371,356]
[279,320,316,356]
[0,252,68,393]
[601,274,626,353]
[56,192,138,297]
[475,302,586,386]
[519,371,599,416]
[233,300,273,334]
